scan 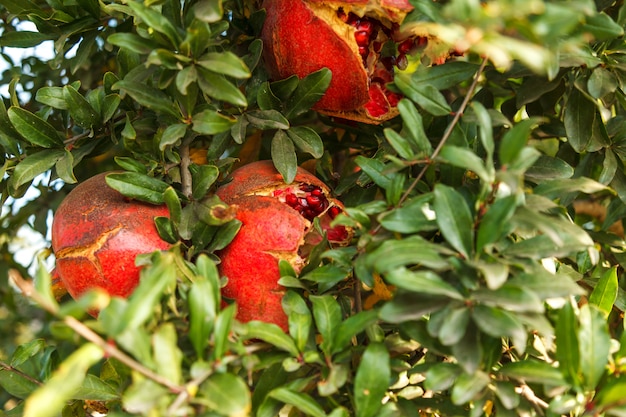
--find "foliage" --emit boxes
[2,0,626,415]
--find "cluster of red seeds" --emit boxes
[275,184,330,221]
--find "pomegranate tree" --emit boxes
[216,161,351,330]
[261,0,438,124]
[51,172,171,302]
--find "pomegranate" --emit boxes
[261,0,429,124]
[51,172,171,303]
[216,161,351,330]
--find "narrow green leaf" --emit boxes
[35,87,68,109]
[0,31,53,48]
[424,363,462,391]
[310,295,342,356]
[498,360,566,385]
[105,172,169,204]
[202,373,251,416]
[127,0,182,46]
[242,321,299,356]
[287,126,324,158]
[113,80,180,119]
[564,87,595,152]
[282,291,312,353]
[332,310,379,354]
[23,344,104,417]
[555,301,581,387]
[191,164,219,200]
[438,307,470,346]
[397,99,432,154]
[152,323,183,385]
[588,267,618,318]
[197,67,248,107]
[197,51,251,79]
[409,61,479,90]
[472,305,527,354]
[438,145,492,183]
[499,118,541,165]
[159,123,187,150]
[107,32,159,54]
[394,74,451,116]
[269,388,326,417]
[192,110,235,135]
[578,304,610,390]
[433,184,474,258]
[354,343,390,417]
[284,68,332,119]
[11,150,65,190]
[451,371,490,405]
[471,284,544,313]
[384,128,414,159]
[476,195,518,252]
[63,85,99,128]
[385,268,463,300]
[245,109,290,130]
[8,107,64,148]
[271,130,297,183]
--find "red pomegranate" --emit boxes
[51,172,171,302]
[216,161,351,330]
[261,0,423,124]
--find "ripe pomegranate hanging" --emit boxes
[51,172,171,303]
[261,0,429,124]
[216,161,352,331]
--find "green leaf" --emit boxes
[499,118,541,165]
[72,375,119,401]
[159,123,187,150]
[152,323,183,385]
[105,172,169,204]
[355,156,392,189]
[451,371,490,405]
[424,363,462,391]
[588,67,618,99]
[433,184,474,258]
[246,109,290,130]
[271,130,297,183]
[36,87,68,109]
[310,295,342,356]
[192,109,236,135]
[0,369,39,399]
[202,373,251,417]
[578,304,610,390]
[534,177,606,198]
[197,51,251,79]
[594,375,626,408]
[197,67,248,107]
[8,107,64,148]
[397,99,432,154]
[191,164,219,200]
[11,150,65,191]
[379,194,437,234]
[564,87,595,152]
[384,268,463,300]
[438,306,470,346]
[194,0,224,22]
[438,145,493,183]
[287,126,324,158]
[284,68,332,119]
[555,301,581,387]
[367,235,447,272]
[476,195,518,252]
[0,31,53,48]
[498,360,566,385]
[332,310,378,354]
[107,32,159,54]
[394,74,451,116]
[113,80,180,119]
[408,61,479,90]
[384,128,414,159]
[269,388,326,417]
[472,305,527,354]
[23,344,103,417]
[63,85,100,128]
[127,0,182,46]
[471,284,544,313]
[213,304,236,360]
[354,343,390,417]
[242,321,299,356]
[582,12,624,41]
[588,267,618,318]
[525,155,574,181]
[282,291,312,352]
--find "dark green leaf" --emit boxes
[8,107,64,148]
[72,374,119,401]
[269,388,326,417]
[384,128,414,159]
[438,145,492,182]
[192,164,219,200]
[287,126,324,158]
[0,31,53,48]
[107,32,159,55]
[438,307,470,346]
[127,0,182,46]
[0,370,39,399]
[197,51,251,79]
[114,80,180,119]
[36,87,68,109]
[476,195,518,252]
[354,343,390,417]
[159,123,187,150]
[394,74,451,116]
[63,85,99,128]
[578,304,610,390]
[555,301,581,386]
[197,67,247,106]
[588,267,618,318]
[201,373,251,416]
[283,291,312,353]
[433,184,474,258]
[11,150,65,190]
[408,61,479,90]
[105,172,169,204]
[385,268,463,300]
[242,322,299,356]
[471,284,544,313]
[564,87,595,152]
[310,295,342,356]
[499,118,541,165]
[397,99,432,154]
[284,68,332,119]
[472,305,527,354]
[192,110,235,135]
[271,130,297,183]
[424,363,462,391]
[246,109,290,130]
[498,360,566,385]
[332,310,379,354]
[451,371,490,405]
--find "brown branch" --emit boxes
[9,269,185,395]
[180,135,194,199]
[0,360,43,386]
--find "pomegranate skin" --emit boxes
[216,161,350,330]
[261,0,413,124]
[52,172,171,301]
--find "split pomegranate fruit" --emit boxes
[216,161,351,331]
[51,172,171,303]
[262,0,428,124]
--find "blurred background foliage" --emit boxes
[3,0,626,416]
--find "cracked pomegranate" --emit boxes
[261,0,421,124]
[216,161,351,330]
[51,172,171,303]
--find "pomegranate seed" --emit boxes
[372,41,382,52]
[356,20,373,34]
[398,38,414,54]
[416,37,428,47]
[311,188,323,197]
[358,46,369,57]
[328,206,342,219]
[346,13,359,26]
[306,194,322,208]
[386,92,403,107]
[355,31,370,46]
[285,193,298,206]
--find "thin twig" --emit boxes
[398,56,489,208]
[0,360,43,386]
[9,269,185,394]
[180,135,194,199]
